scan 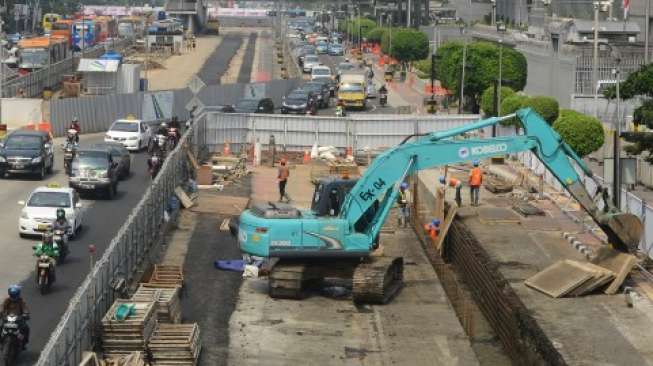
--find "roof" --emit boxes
[33,185,74,194]
[114,118,142,123]
[573,19,640,34]
[10,129,48,137]
[77,59,120,73]
[18,36,67,48]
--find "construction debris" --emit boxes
[513,202,545,217]
[484,176,514,194]
[525,259,616,298]
[197,154,247,186]
[105,352,146,366]
[310,159,359,184]
[148,323,202,366]
[131,285,182,324]
[174,187,195,209]
[144,265,184,289]
[101,300,158,359]
[591,246,638,295]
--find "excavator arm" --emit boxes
[341,108,642,253]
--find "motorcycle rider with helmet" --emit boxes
[147,151,163,180]
[33,231,59,282]
[69,117,81,143]
[52,208,71,235]
[1,285,30,349]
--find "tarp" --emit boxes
[77,59,120,73]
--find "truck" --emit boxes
[17,36,69,73]
[234,108,643,304]
[51,19,75,47]
[337,71,367,110]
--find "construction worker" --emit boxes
[439,175,463,207]
[397,182,411,227]
[423,219,440,242]
[469,160,483,206]
[278,158,291,203]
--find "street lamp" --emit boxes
[490,0,496,26]
[459,23,467,114]
[592,1,611,117]
[600,42,623,208]
[497,38,503,117]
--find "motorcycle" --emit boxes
[156,134,168,154]
[53,229,69,264]
[335,105,346,117]
[1,314,26,365]
[148,155,162,181]
[36,254,54,295]
[167,128,179,150]
[62,142,77,176]
[379,93,387,107]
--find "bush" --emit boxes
[500,94,529,127]
[480,86,515,117]
[390,28,429,65]
[414,58,432,77]
[553,109,604,157]
[522,96,559,125]
[366,27,386,43]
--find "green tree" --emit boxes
[338,18,376,43]
[387,28,429,68]
[365,27,387,43]
[553,109,605,157]
[435,41,527,113]
[522,96,559,125]
[500,94,529,128]
[480,86,515,117]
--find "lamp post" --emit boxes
[497,38,503,117]
[490,0,496,26]
[459,23,467,114]
[601,42,622,208]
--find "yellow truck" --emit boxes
[337,72,367,110]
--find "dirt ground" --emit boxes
[144,36,222,91]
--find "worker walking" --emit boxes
[469,160,483,206]
[397,182,411,227]
[278,159,291,203]
[439,176,463,207]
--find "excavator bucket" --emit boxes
[601,212,643,253]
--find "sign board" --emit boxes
[187,75,206,95]
[142,91,174,121]
[185,96,204,112]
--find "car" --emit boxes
[316,42,328,54]
[92,142,131,180]
[69,149,120,199]
[0,130,54,179]
[303,54,321,73]
[18,185,84,238]
[366,80,378,99]
[104,117,152,151]
[281,89,317,114]
[297,45,316,66]
[313,76,337,97]
[336,61,355,79]
[230,98,275,114]
[328,43,344,56]
[300,82,331,108]
[311,65,332,81]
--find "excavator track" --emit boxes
[352,257,404,304]
[268,262,310,299]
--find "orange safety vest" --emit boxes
[423,223,439,241]
[449,177,461,188]
[469,167,482,186]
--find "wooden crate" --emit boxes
[101,300,158,359]
[132,285,181,324]
[148,323,201,366]
[147,265,184,288]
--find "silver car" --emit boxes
[303,55,321,73]
[366,81,377,99]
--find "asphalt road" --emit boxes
[0,134,152,365]
[197,35,244,85]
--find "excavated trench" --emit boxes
[417,218,566,365]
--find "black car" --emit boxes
[69,149,120,199]
[281,90,317,114]
[92,142,131,180]
[230,98,275,114]
[313,77,337,97]
[0,130,54,179]
[299,82,330,108]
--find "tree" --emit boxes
[480,86,515,117]
[522,96,559,125]
[500,94,529,128]
[338,18,376,42]
[387,28,429,67]
[365,27,387,43]
[553,109,605,157]
[435,41,527,113]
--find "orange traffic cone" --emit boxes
[303,150,310,164]
[223,141,231,156]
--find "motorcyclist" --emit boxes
[52,208,72,241]
[33,231,59,281]
[335,99,346,117]
[69,117,80,143]
[1,285,30,349]
[379,84,388,95]
[147,151,163,179]
[157,122,169,136]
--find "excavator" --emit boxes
[234,108,643,303]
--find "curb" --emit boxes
[562,232,594,260]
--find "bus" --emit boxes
[42,13,61,34]
[72,20,101,51]
[51,20,75,47]
[17,36,69,73]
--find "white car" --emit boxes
[303,55,321,73]
[311,65,332,81]
[104,117,152,151]
[18,185,84,238]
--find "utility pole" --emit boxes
[646,0,650,64]
[497,38,503,116]
[459,26,467,114]
[613,53,622,208]
[592,1,600,117]
[407,0,411,27]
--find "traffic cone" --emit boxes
[223,140,231,156]
[303,150,311,164]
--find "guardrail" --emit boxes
[36,121,196,365]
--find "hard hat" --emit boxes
[439,176,446,184]
[400,182,408,189]
[72,116,79,122]
[431,219,441,227]
[8,285,20,300]
[472,160,479,167]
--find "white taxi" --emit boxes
[104,116,152,151]
[18,184,84,238]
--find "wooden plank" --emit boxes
[434,204,457,255]
[591,246,638,295]
[185,148,199,171]
[525,260,594,298]
[435,187,445,221]
[174,187,194,209]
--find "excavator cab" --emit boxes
[311,177,358,217]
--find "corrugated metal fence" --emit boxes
[200,112,483,153]
[50,78,301,136]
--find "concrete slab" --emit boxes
[477,207,521,223]
[525,260,594,298]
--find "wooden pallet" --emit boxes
[147,265,184,288]
[101,300,158,359]
[148,323,201,366]
[132,284,181,324]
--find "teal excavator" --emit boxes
[233,108,643,303]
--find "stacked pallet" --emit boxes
[148,323,202,365]
[101,300,158,359]
[145,265,184,289]
[131,284,181,324]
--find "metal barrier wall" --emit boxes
[35,122,196,366]
[202,113,483,153]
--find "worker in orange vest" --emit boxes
[469,160,483,206]
[440,175,463,207]
[423,219,440,242]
